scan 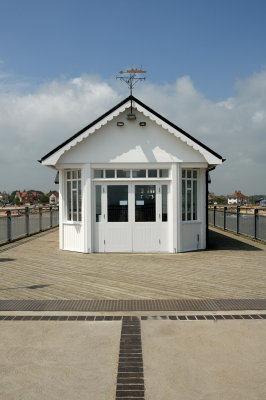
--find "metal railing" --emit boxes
[0,206,59,245]
[208,206,266,242]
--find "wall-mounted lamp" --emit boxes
[117,122,124,126]
[127,113,136,120]
[139,122,146,126]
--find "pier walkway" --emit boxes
[1,228,266,399]
[0,227,265,301]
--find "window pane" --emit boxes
[132,169,146,178]
[73,190,77,221]
[148,169,157,178]
[108,185,128,222]
[193,170,197,179]
[135,185,156,222]
[162,185,168,222]
[182,180,186,221]
[72,181,77,189]
[187,190,192,220]
[182,170,186,178]
[78,180,82,221]
[193,180,197,220]
[78,170,81,179]
[67,181,72,220]
[187,180,191,188]
[72,170,77,179]
[94,169,104,178]
[117,170,130,178]
[106,170,115,178]
[67,171,71,179]
[187,170,191,179]
[96,185,102,222]
[159,169,168,178]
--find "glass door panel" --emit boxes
[135,185,156,222]
[107,185,128,222]
[95,185,102,222]
[162,185,168,222]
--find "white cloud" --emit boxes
[1,71,266,194]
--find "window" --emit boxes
[182,169,198,221]
[94,170,104,178]
[135,185,156,222]
[162,185,168,221]
[108,185,128,222]
[66,170,82,222]
[95,185,102,222]
[148,169,157,178]
[132,169,146,178]
[117,169,130,178]
[106,170,115,178]
[159,169,168,178]
[92,168,169,179]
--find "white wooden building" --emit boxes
[40,95,224,253]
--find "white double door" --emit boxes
[93,182,170,252]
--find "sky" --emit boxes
[0,0,266,195]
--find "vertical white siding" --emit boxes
[83,164,91,253]
[63,224,84,252]
[58,169,64,250]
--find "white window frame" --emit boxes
[65,169,82,222]
[182,169,198,221]
[92,168,170,180]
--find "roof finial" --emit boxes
[116,67,147,96]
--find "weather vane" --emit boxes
[116,67,147,95]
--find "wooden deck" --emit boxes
[0,227,265,300]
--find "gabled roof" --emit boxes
[40,95,224,165]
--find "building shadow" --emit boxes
[208,229,262,251]
[0,258,15,262]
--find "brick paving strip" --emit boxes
[1,298,266,312]
[116,316,145,400]
[0,314,266,321]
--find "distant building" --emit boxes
[49,192,59,205]
[15,190,39,204]
[255,198,266,207]
[228,190,248,205]
[0,191,8,204]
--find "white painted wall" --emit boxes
[63,223,84,252]
[58,110,206,165]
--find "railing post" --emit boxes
[254,208,258,240]
[224,206,227,230]
[25,207,30,236]
[7,210,12,242]
[237,206,240,234]
[39,207,42,232]
[213,206,216,227]
[50,206,53,228]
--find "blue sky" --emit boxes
[1,0,266,100]
[0,0,266,194]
